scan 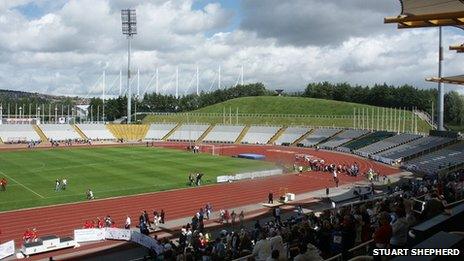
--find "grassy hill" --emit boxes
[143,96,432,132]
[193,96,379,115]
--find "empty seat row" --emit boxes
[404,142,464,174]
[0,124,41,143]
[203,125,245,143]
[274,127,310,145]
[354,133,422,157]
[299,128,339,147]
[167,124,209,141]
[319,129,369,149]
[40,124,82,141]
[373,136,454,164]
[241,126,281,144]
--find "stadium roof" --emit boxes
[426,75,464,85]
[384,0,464,28]
[450,44,464,53]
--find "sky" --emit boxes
[0,0,463,97]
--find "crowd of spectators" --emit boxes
[143,171,463,260]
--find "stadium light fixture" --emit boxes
[121,9,137,124]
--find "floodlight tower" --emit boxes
[121,9,137,124]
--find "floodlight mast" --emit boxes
[121,9,137,124]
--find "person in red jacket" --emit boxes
[0,178,7,191]
[23,228,32,243]
[96,217,104,229]
[31,228,38,242]
[373,212,392,249]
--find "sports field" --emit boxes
[0,146,275,211]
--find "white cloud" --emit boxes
[0,0,463,97]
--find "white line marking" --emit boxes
[0,169,45,198]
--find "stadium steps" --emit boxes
[291,128,314,146]
[33,124,49,142]
[73,124,88,140]
[235,125,251,144]
[162,123,182,141]
[196,124,215,143]
[267,126,287,144]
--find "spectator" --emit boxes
[160,209,165,224]
[294,243,323,261]
[390,207,409,248]
[252,233,271,261]
[124,215,131,229]
[266,249,280,261]
[373,212,392,249]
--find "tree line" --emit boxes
[1,82,463,127]
[301,82,464,127]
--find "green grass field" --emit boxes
[0,146,275,211]
[143,96,432,132]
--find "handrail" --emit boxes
[348,239,374,253]
[324,254,342,261]
[445,198,464,208]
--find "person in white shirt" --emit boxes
[269,230,284,258]
[62,178,67,190]
[294,243,323,261]
[252,234,271,261]
[86,189,94,200]
[125,215,131,229]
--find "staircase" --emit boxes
[33,125,49,142]
[235,125,250,144]
[292,129,314,146]
[73,124,88,140]
[162,123,182,141]
[196,124,215,143]
[414,110,437,129]
[267,126,287,144]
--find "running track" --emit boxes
[0,143,398,247]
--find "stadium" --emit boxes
[0,1,463,261]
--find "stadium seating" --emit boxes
[39,124,82,141]
[354,133,422,157]
[373,136,455,164]
[404,142,464,174]
[202,124,245,143]
[167,124,210,141]
[107,124,149,141]
[299,128,340,147]
[318,129,369,149]
[145,123,178,140]
[76,124,116,140]
[240,125,281,144]
[0,124,41,143]
[338,131,395,152]
[274,126,310,145]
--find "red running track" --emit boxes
[0,143,397,246]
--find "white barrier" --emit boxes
[0,240,14,259]
[105,228,131,241]
[130,231,164,254]
[217,168,283,183]
[74,228,105,243]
